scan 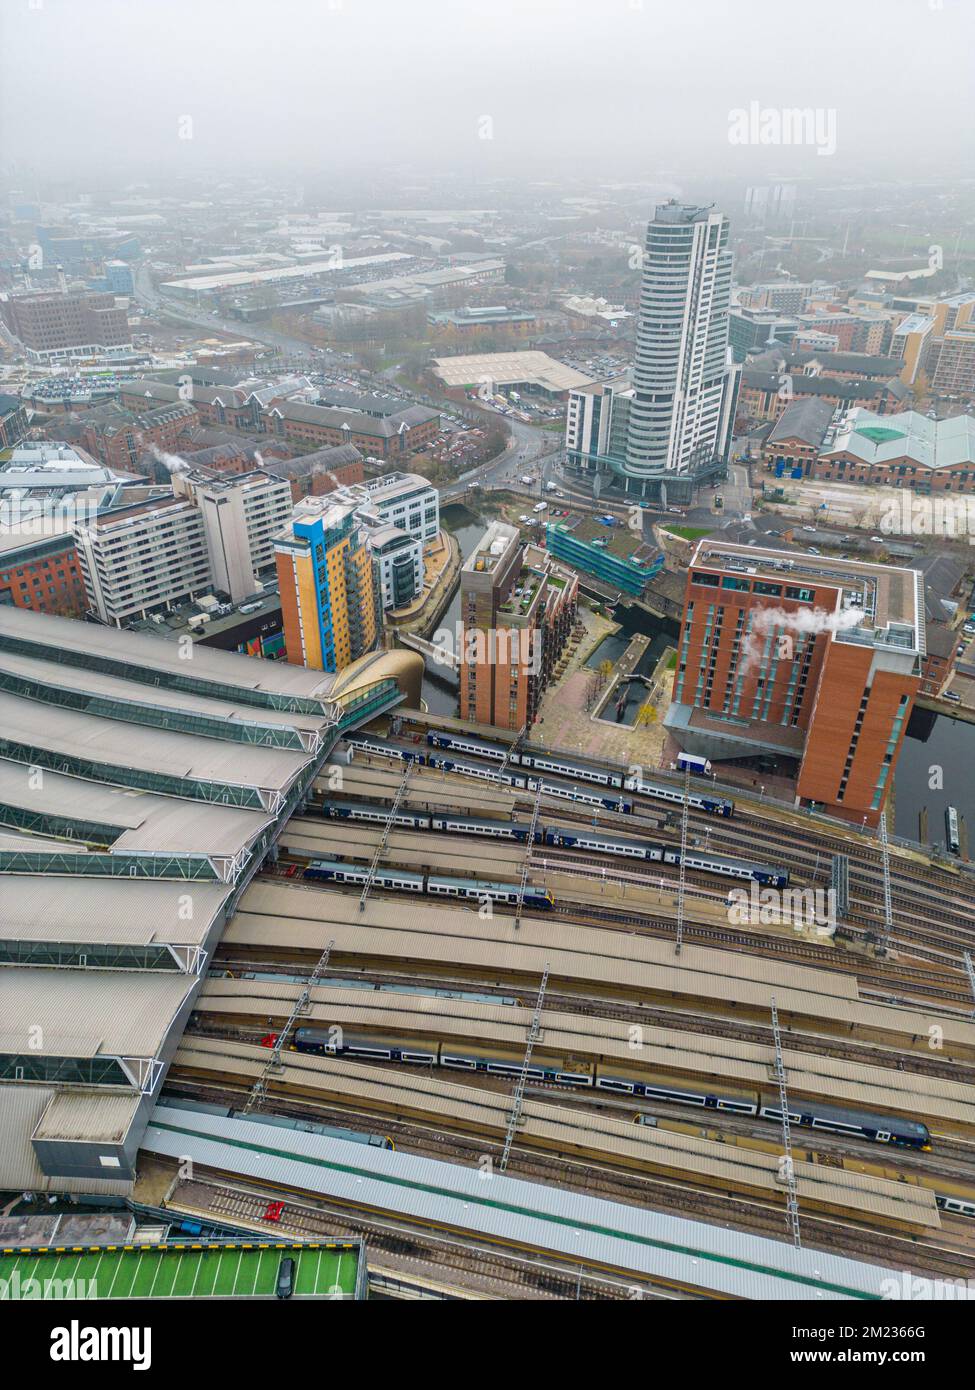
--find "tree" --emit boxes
[635,700,657,727]
[911,370,930,411]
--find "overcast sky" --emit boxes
[2,0,973,186]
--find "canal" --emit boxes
[421,504,680,722]
[894,705,975,852]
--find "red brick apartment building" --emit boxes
[119,380,253,431]
[263,444,365,502]
[459,521,578,731]
[75,400,198,471]
[263,400,440,461]
[0,291,131,361]
[0,526,87,616]
[665,542,922,826]
[738,370,903,425]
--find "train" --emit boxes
[319,801,789,887]
[638,1103,929,1150]
[342,731,735,818]
[302,858,556,910]
[936,1193,975,1218]
[426,752,634,814]
[289,1026,931,1151]
[424,731,736,817]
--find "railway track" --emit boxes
[212,956,975,1085]
[314,749,975,972]
[267,856,975,1009]
[168,1173,652,1300]
[163,1075,975,1284]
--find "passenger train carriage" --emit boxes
[302,859,555,910]
[316,802,787,886]
[345,730,735,818]
[290,1026,931,1151]
[422,731,734,817]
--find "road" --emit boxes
[133,265,757,528]
[134,264,339,364]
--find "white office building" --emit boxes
[351,472,439,545]
[76,469,294,624]
[75,498,212,626]
[360,518,424,611]
[174,468,293,603]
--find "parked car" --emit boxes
[276,1257,295,1299]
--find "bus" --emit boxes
[946,806,960,854]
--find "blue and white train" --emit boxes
[302,858,555,910]
[424,731,735,818]
[289,1026,931,1151]
[319,801,788,887]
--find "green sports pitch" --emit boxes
[0,1242,361,1300]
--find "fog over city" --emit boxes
[2,0,974,182]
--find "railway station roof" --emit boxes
[0,969,195,1065]
[0,646,332,747]
[0,1086,133,1195]
[0,606,337,708]
[229,881,975,1053]
[198,979,975,1128]
[1,877,228,950]
[143,1106,962,1300]
[0,608,347,1194]
[0,758,270,860]
[0,693,310,804]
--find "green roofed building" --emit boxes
[545,515,664,596]
[811,408,975,493]
[0,1239,367,1300]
